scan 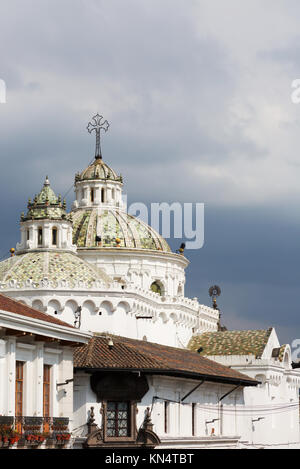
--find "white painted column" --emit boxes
[57,226,62,248]
[44,223,50,248]
[95,186,100,204]
[33,226,38,249]
[52,360,59,418]
[58,347,74,427]
[20,227,26,248]
[35,342,44,417]
[7,337,16,416]
[0,339,7,414]
[107,187,112,203]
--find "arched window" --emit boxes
[91,188,94,202]
[38,228,43,246]
[101,188,105,203]
[111,188,115,200]
[52,227,57,245]
[150,281,163,296]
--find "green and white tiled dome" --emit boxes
[75,158,122,183]
[71,208,171,251]
[0,251,111,288]
[21,176,70,222]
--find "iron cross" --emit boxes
[87,113,110,159]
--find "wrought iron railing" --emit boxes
[0,416,70,446]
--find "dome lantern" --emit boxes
[16,177,76,254]
[72,114,124,211]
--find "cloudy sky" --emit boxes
[1,0,300,347]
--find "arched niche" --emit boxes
[32,299,44,312]
[64,299,79,324]
[47,299,63,315]
[170,312,178,323]
[82,299,98,315]
[158,312,168,324]
[117,301,131,314]
[99,300,114,316]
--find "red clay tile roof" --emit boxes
[74,334,258,386]
[0,293,74,329]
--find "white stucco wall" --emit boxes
[0,337,75,424]
[202,354,300,447]
[72,372,247,448]
[3,287,219,348]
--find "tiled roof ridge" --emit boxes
[196,327,273,336]
[94,333,216,361]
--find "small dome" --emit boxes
[0,251,112,288]
[75,158,122,183]
[36,176,57,203]
[22,176,69,222]
[71,208,171,252]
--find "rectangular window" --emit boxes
[38,228,43,246]
[15,361,24,416]
[43,365,51,432]
[106,401,130,437]
[52,228,57,245]
[15,361,24,433]
[164,401,169,433]
[91,189,94,202]
[192,403,196,436]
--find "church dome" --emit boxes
[71,207,171,252]
[72,114,172,253]
[0,251,112,288]
[21,176,70,222]
[75,158,122,183]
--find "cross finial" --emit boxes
[87,113,110,159]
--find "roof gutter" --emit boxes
[75,367,259,387]
[0,310,92,344]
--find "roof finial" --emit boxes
[208,285,226,331]
[87,113,110,159]
[44,175,50,186]
[209,285,221,310]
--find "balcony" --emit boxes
[0,416,71,449]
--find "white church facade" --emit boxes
[0,114,299,449]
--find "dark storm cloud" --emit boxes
[0,0,300,347]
